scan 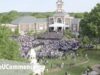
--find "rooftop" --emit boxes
[11,16,47,25]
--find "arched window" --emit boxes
[57,18,62,23]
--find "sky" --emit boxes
[0,0,100,13]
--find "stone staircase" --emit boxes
[37,32,63,40]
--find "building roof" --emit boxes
[11,16,47,25]
[11,16,36,25]
[71,18,80,25]
[36,18,47,23]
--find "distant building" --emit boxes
[48,0,80,34]
[11,16,48,34]
[1,24,17,32]
[8,0,80,35]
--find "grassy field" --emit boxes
[44,50,100,75]
[0,49,99,75]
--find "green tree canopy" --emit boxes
[80,3,100,39]
[0,25,21,60]
[1,10,20,23]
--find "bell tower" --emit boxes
[56,0,64,13]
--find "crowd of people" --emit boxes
[14,35,79,59]
[36,39,79,58]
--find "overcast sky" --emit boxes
[0,0,100,13]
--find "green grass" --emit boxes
[44,50,100,75]
[0,49,99,75]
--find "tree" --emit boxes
[32,12,54,18]
[14,27,20,36]
[1,10,19,23]
[0,25,21,60]
[70,13,84,18]
[82,36,90,46]
[80,3,100,43]
[64,29,74,39]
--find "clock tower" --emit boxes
[56,0,64,13]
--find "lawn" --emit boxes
[44,49,100,75]
[0,49,99,75]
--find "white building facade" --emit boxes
[48,0,80,34]
[7,0,80,35]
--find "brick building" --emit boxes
[9,0,80,35]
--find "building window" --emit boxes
[50,18,54,24]
[49,27,54,32]
[65,18,70,25]
[57,18,62,23]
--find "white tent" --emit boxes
[49,23,69,28]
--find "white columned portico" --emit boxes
[49,23,69,32]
